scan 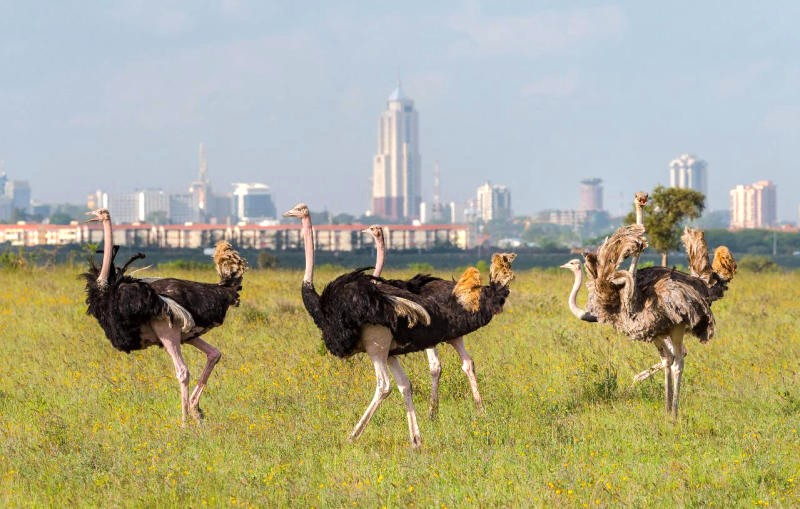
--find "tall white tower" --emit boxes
[371,83,421,221]
[669,154,708,196]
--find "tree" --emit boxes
[49,212,74,225]
[625,185,705,266]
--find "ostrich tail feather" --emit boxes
[681,226,712,282]
[160,296,195,332]
[453,267,482,312]
[385,295,431,327]
[711,246,737,282]
[214,240,248,285]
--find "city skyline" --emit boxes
[2,2,799,221]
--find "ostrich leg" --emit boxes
[668,326,687,419]
[152,320,191,425]
[448,336,484,412]
[187,337,222,419]
[425,348,442,419]
[387,356,422,448]
[348,325,393,443]
[633,336,669,383]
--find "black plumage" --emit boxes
[386,278,510,355]
[301,268,430,358]
[82,208,247,424]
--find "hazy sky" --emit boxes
[2,1,798,220]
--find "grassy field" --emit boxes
[1,262,798,507]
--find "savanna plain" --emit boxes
[1,262,798,507]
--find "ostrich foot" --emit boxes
[410,435,422,449]
[428,400,439,420]
[189,405,205,421]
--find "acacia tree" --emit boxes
[625,185,705,266]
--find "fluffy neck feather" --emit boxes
[97,217,113,286]
[301,214,314,284]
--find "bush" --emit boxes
[157,259,212,271]
[257,251,279,269]
[738,255,779,273]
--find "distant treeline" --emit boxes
[3,233,800,271]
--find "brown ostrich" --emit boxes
[82,209,246,424]
[363,224,484,419]
[560,221,735,418]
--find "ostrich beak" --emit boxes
[361,228,369,233]
[282,210,294,218]
[559,262,573,269]
[85,212,99,223]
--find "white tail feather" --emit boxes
[160,296,195,332]
[386,295,431,327]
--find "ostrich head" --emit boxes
[560,258,582,273]
[86,208,111,223]
[361,224,385,242]
[634,192,649,208]
[282,203,310,219]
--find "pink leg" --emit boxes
[186,337,221,420]
[348,325,393,443]
[388,356,422,448]
[448,336,484,412]
[425,348,442,419]
[151,319,190,425]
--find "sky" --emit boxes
[1,1,799,221]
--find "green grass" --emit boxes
[1,265,798,507]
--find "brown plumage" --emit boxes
[563,218,735,419]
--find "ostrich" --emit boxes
[362,224,513,417]
[82,209,247,424]
[560,222,735,418]
[283,204,433,448]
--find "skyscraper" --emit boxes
[729,180,777,229]
[476,181,512,222]
[578,178,603,211]
[669,154,708,196]
[371,83,421,221]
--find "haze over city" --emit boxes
[2,1,798,221]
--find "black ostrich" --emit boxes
[362,224,516,417]
[82,209,247,424]
[283,203,433,447]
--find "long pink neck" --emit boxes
[301,214,314,283]
[97,217,113,285]
[372,235,385,277]
[635,205,643,226]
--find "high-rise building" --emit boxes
[371,83,421,221]
[189,143,212,220]
[106,189,169,223]
[5,179,31,214]
[578,178,603,211]
[232,183,277,224]
[669,154,708,196]
[730,180,777,229]
[476,181,512,222]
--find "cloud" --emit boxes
[447,4,627,58]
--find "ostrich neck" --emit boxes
[566,268,586,319]
[301,215,315,284]
[630,203,643,273]
[97,218,113,284]
[635,206,643,226]
[372,236,385,277]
